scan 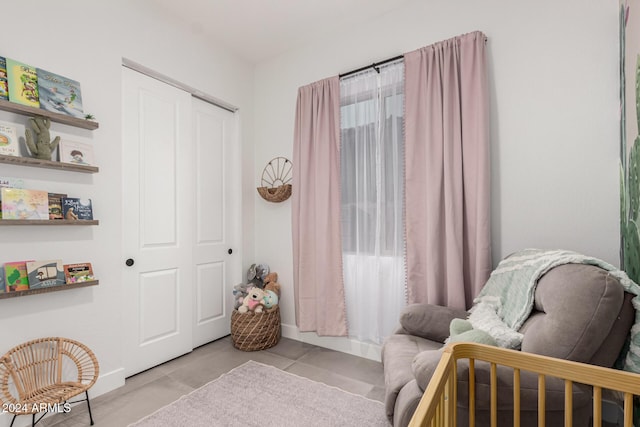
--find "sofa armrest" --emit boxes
[399,303,468,342]
[412,350,591,411]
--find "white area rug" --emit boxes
[129,360,390,426]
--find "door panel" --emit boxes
[195,110,224,244]
[123,67,193,376]
[139,269,179,344]
[192,98,239,348]
[139,90,178,246]
[195,262,224,325]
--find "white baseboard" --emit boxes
[281,323,382,362]
[92,367,126,397]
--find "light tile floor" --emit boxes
[40,336,385,427]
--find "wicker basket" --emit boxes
[231,306,281,351]
[256,184,292,203]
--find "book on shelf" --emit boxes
[48,192,66,220]
[63,263,94,284]
[0,188,49,220]
[0,177,24,188]
[0,122,19,157]
[26,260,65,289]
[37,68,84,118]
[58,139,94,166]
[4,261,31,292]
[62,197,93,220]
[6,58,39,108]
[0,57,8,101]
[0,176,25,219]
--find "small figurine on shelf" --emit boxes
[24,116,59,161]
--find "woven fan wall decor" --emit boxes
[257,157,292,203]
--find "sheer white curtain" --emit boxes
[340,61,406,344]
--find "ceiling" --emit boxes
[147,0,413,64]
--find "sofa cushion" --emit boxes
[411,349,444,390]
[398,303,467,342]
[519,264,624,362]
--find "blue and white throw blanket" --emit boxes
[471,248,640,374]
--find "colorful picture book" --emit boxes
[0,57,8,100]
[0,188,49,220]
[37,68,84,118]
[0,122,19,157]
[59,140,94,166]
[0,176,24,219]
[6,58,39,108]
[63,263,94,284]
[4,261,30,292]
[26,260,65,289]
[62,197,93,220]
[48,193,66,220]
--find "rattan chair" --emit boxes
[0,337,99,427]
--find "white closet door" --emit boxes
[191,97,240,348]
[122,67,242,376]
[122,67,194,376]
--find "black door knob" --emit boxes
[228,249,233,255]
[125,258,135,267]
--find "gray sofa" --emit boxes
[381,264,635,426]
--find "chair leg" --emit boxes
[85,390,94,426]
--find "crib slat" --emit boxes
[440,388,445,424]
[490,362,497,427]
[446,372,454,425]
[624,392,633,427]
[469,359,475,427]
[592,386,602,427]
[438,381,443,425]
[513,368,521,427]
[564,379,572,426]
[451,364,457,427]
[538,374,545,427]
[439,386,444,423]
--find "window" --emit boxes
[339,60,406,343]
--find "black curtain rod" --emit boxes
[339,55,404,79]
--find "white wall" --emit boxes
[0,2,254,422]
[253,0,620,359]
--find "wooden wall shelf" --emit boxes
[0,99,101,302]
[0,219,99,226]
[0,154,99,173]
[0,99,99,130]
[0,280,99,299]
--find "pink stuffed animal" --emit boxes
[238,287,266,313]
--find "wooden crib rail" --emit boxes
[409,342,640,427]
